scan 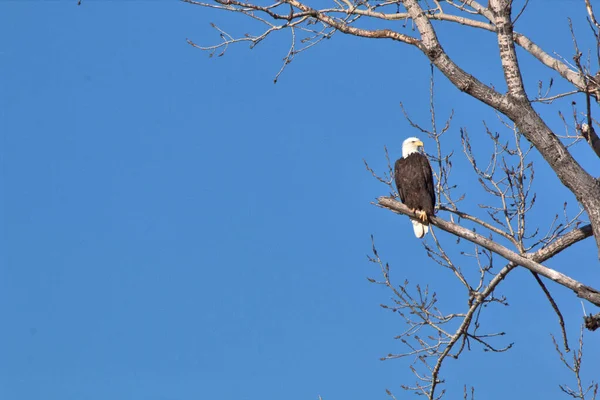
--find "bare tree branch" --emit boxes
[490,0,526,100]
[580,123,600,158]
[530,271,570,352]
[552,326,599,399]
[376,197,600,306]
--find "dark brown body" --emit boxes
[394,153,436,218]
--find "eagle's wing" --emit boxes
[421,156,436,213]
[394,158,408,203]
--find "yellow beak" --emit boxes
[415,140,424,148]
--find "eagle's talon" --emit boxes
[414,209,428,223]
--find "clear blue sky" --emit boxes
[1,1,598,399]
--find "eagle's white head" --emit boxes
[402,137,424,158]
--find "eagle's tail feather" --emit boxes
[411,219,429,238]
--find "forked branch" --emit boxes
[376,197,600,306]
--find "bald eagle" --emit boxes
[394,137,436,238]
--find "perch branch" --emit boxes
[376,197,600,306]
